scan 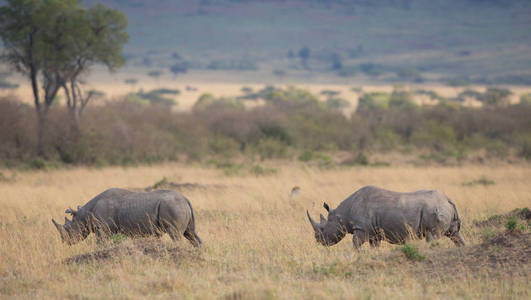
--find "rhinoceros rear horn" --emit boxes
[307,210,319,231]
[319,213,327,224]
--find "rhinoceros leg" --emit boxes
[183,229,202,248]
[352,230,369,249]
[369,237,381,248]
[449,231,466,247]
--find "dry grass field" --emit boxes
[1,163,530,299]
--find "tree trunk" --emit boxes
[36,109,48,158]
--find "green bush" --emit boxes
[505,217,518,231]
[249,165,277,176]
[401,243,425,261]
[462,176,495,186]
[251,138,290,160]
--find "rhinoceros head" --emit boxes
[307,202,346,246]
[52,206,89,245]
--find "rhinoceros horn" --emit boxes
[307,210,320,231]
[52,218,66,235]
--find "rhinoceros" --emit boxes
[52,188,202,247]
[307,186,465,248]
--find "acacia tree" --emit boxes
[0,0,128,156]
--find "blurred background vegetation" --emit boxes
[1,0,531,170]
[1,85,530,169]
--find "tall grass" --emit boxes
[1,164,529,298]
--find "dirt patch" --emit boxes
[417,231,530,276]
[473,208,530,228]
[63,240,202,265]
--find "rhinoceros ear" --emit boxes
[65,207,77,216]
[323,202,330,212]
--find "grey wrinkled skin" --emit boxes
[307,186,465,249]
[52,188,202,247]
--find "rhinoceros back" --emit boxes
[86,188,177,235]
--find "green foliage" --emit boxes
[29,158,46,170]
[249,165,277,176]
[504,217,518,231]
[458,89,484,102]
[357,92,391,112]
[481,228,496,241]
[251,138,290,160]
[208,135,240,159]
[153,177,168,189]
[325,98,349,110]
[111,233,126,245]
[129,89,179,106]
[389,89,416,109]
[401,244,426,261]
[411,121,456,150]
[520,93,531,105]
[483,88,512,107]
[193,94,244,111]
[462,176,495,186]
[0,0,128,157]
[320,90,341,97]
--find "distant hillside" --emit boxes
[82,0,531,84]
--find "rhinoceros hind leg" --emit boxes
[184,230,202,247]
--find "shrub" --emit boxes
[462,176,495,186]
[505,217,518,231]
[483,88,512,107]
[251,138,290,160]
[325,98,349,110]
[249,165,277,176]
[111,233,126,244]
[401,243,425,261]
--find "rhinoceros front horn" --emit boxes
[52,218,64,233]
[307,210,319,231]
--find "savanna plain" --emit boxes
[1,163,529,299]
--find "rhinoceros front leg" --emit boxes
[449,231,466,247]
[369,237,381,248]
[352,230,369,249]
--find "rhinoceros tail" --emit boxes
[184,197,202,247]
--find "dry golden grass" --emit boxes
[1,163,530,299]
